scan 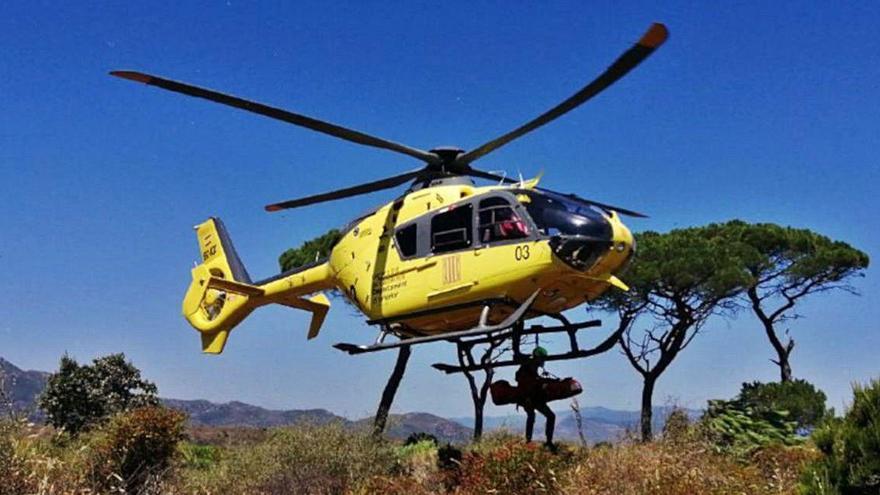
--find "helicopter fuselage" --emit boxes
[326,179,634,335]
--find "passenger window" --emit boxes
[431,204,473,253]
[395,224,418,258]
[478,197,529,244]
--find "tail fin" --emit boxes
[182,218,333,354]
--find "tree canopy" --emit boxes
[738,379,829,430]
[39,353,158,434]
[708,220,869,381]
[278,229,341,272]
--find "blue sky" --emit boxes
[1,1,878,419]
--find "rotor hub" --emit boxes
[428,147,465,170]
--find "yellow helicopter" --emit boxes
[112,23,668,356]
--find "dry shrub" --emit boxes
[563,435,811,495]
[82,405,186,493]
[661,407,691,441]
[0,420,35,495]
[357,473,447,495]
[363,437,572,495]
[186,425,269,447]
[396,440,440,484]
[751,443,820,493]
[184,421,397,495]
[0,420,85,494]
[455,439,572,494]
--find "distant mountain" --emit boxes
[357,412,474,445]
[162,399,344,428]
[0,357,49,416]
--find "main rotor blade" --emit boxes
[464,168,519,184]
[457,23,668,165]
[538,187,648,218]
[110,71,440,165]
[265,168,425,212]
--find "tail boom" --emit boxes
[182,218,334,354]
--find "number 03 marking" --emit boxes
[515,245,530,261]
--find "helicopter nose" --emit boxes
[548,214,614,270]
[611,219,635,268]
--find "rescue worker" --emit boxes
[515,346,555,448]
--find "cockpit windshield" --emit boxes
[516,190,612,241]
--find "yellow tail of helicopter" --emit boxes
[181,218,333,354]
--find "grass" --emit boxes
[1,416,820,495]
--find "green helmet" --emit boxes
[532,346,549,359]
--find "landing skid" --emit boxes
[333,290,541,355]
[432,317,623,374]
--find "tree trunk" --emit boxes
[372,345,411,438]
[764,324,795,383]
[640,376,656,442]
[473,396,485,440]
[777,350,793,383]
[748,286,795,383]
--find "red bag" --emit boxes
[491,377,583,405]
[489,379,520,405]
[542,377,583,402]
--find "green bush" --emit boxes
[179,441,222,470]
[702,399,801,456]
[39,353,158,435]
[800,378,880,494]
[84,405,186,493]
[739,379,829,430]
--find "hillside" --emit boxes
[0,357,49,416]
[162,399,343,428]
[159,400,473,443]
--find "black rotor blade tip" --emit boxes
[639,23,669,49]
[110,71,152,84]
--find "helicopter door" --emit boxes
[427,203,476,301]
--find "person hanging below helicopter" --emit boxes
[515,346,556,448]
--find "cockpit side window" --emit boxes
[478,197,529,244]
[394,223,418,258]
[431,204,473,253]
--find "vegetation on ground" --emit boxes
[702,398,802,457]
[738,379,831,430]
[799,378,880,494]
[0,414,831,494]
[1,405,184,494]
